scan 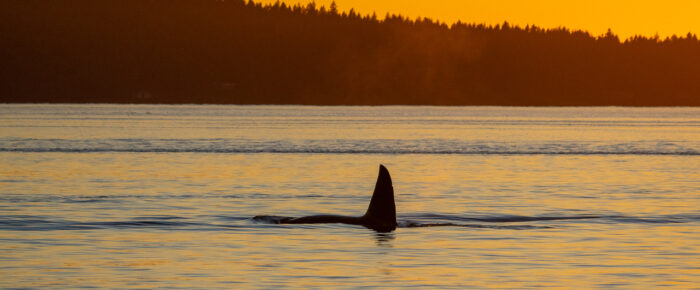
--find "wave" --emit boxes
[398,222,553,230]
[2,214,697,231]
[1,138,697,155]
[398,213,700,225]
[0,193,330,204]
[0,215,243,231]
[403,213,606,223]
[3,148,697,155]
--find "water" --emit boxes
[1,104,699,288]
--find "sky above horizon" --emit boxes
[259,0,699,39]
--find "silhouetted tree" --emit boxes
[329,1,338,15]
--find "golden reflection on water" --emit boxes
[1,152,698,288]
[1,106,698,288]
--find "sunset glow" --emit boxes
[1,0,699,287]
[260,0,700,39]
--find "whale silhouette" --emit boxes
[254,165,397,232]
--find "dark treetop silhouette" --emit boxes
[1,0,699,106]
[254,165,397,232]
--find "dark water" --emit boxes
[1,105,698,288]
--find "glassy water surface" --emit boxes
[1,105,698,288]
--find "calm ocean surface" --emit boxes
[1,104,699,288]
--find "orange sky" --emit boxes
[259,0,699,39]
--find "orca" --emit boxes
[254,165,397,232]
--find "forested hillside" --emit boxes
[1,0,699,105]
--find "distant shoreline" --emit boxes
[3,0,699,106]
[2,102,698,108]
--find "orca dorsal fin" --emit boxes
[363,165,397,231]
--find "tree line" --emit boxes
[1,0,699,105]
